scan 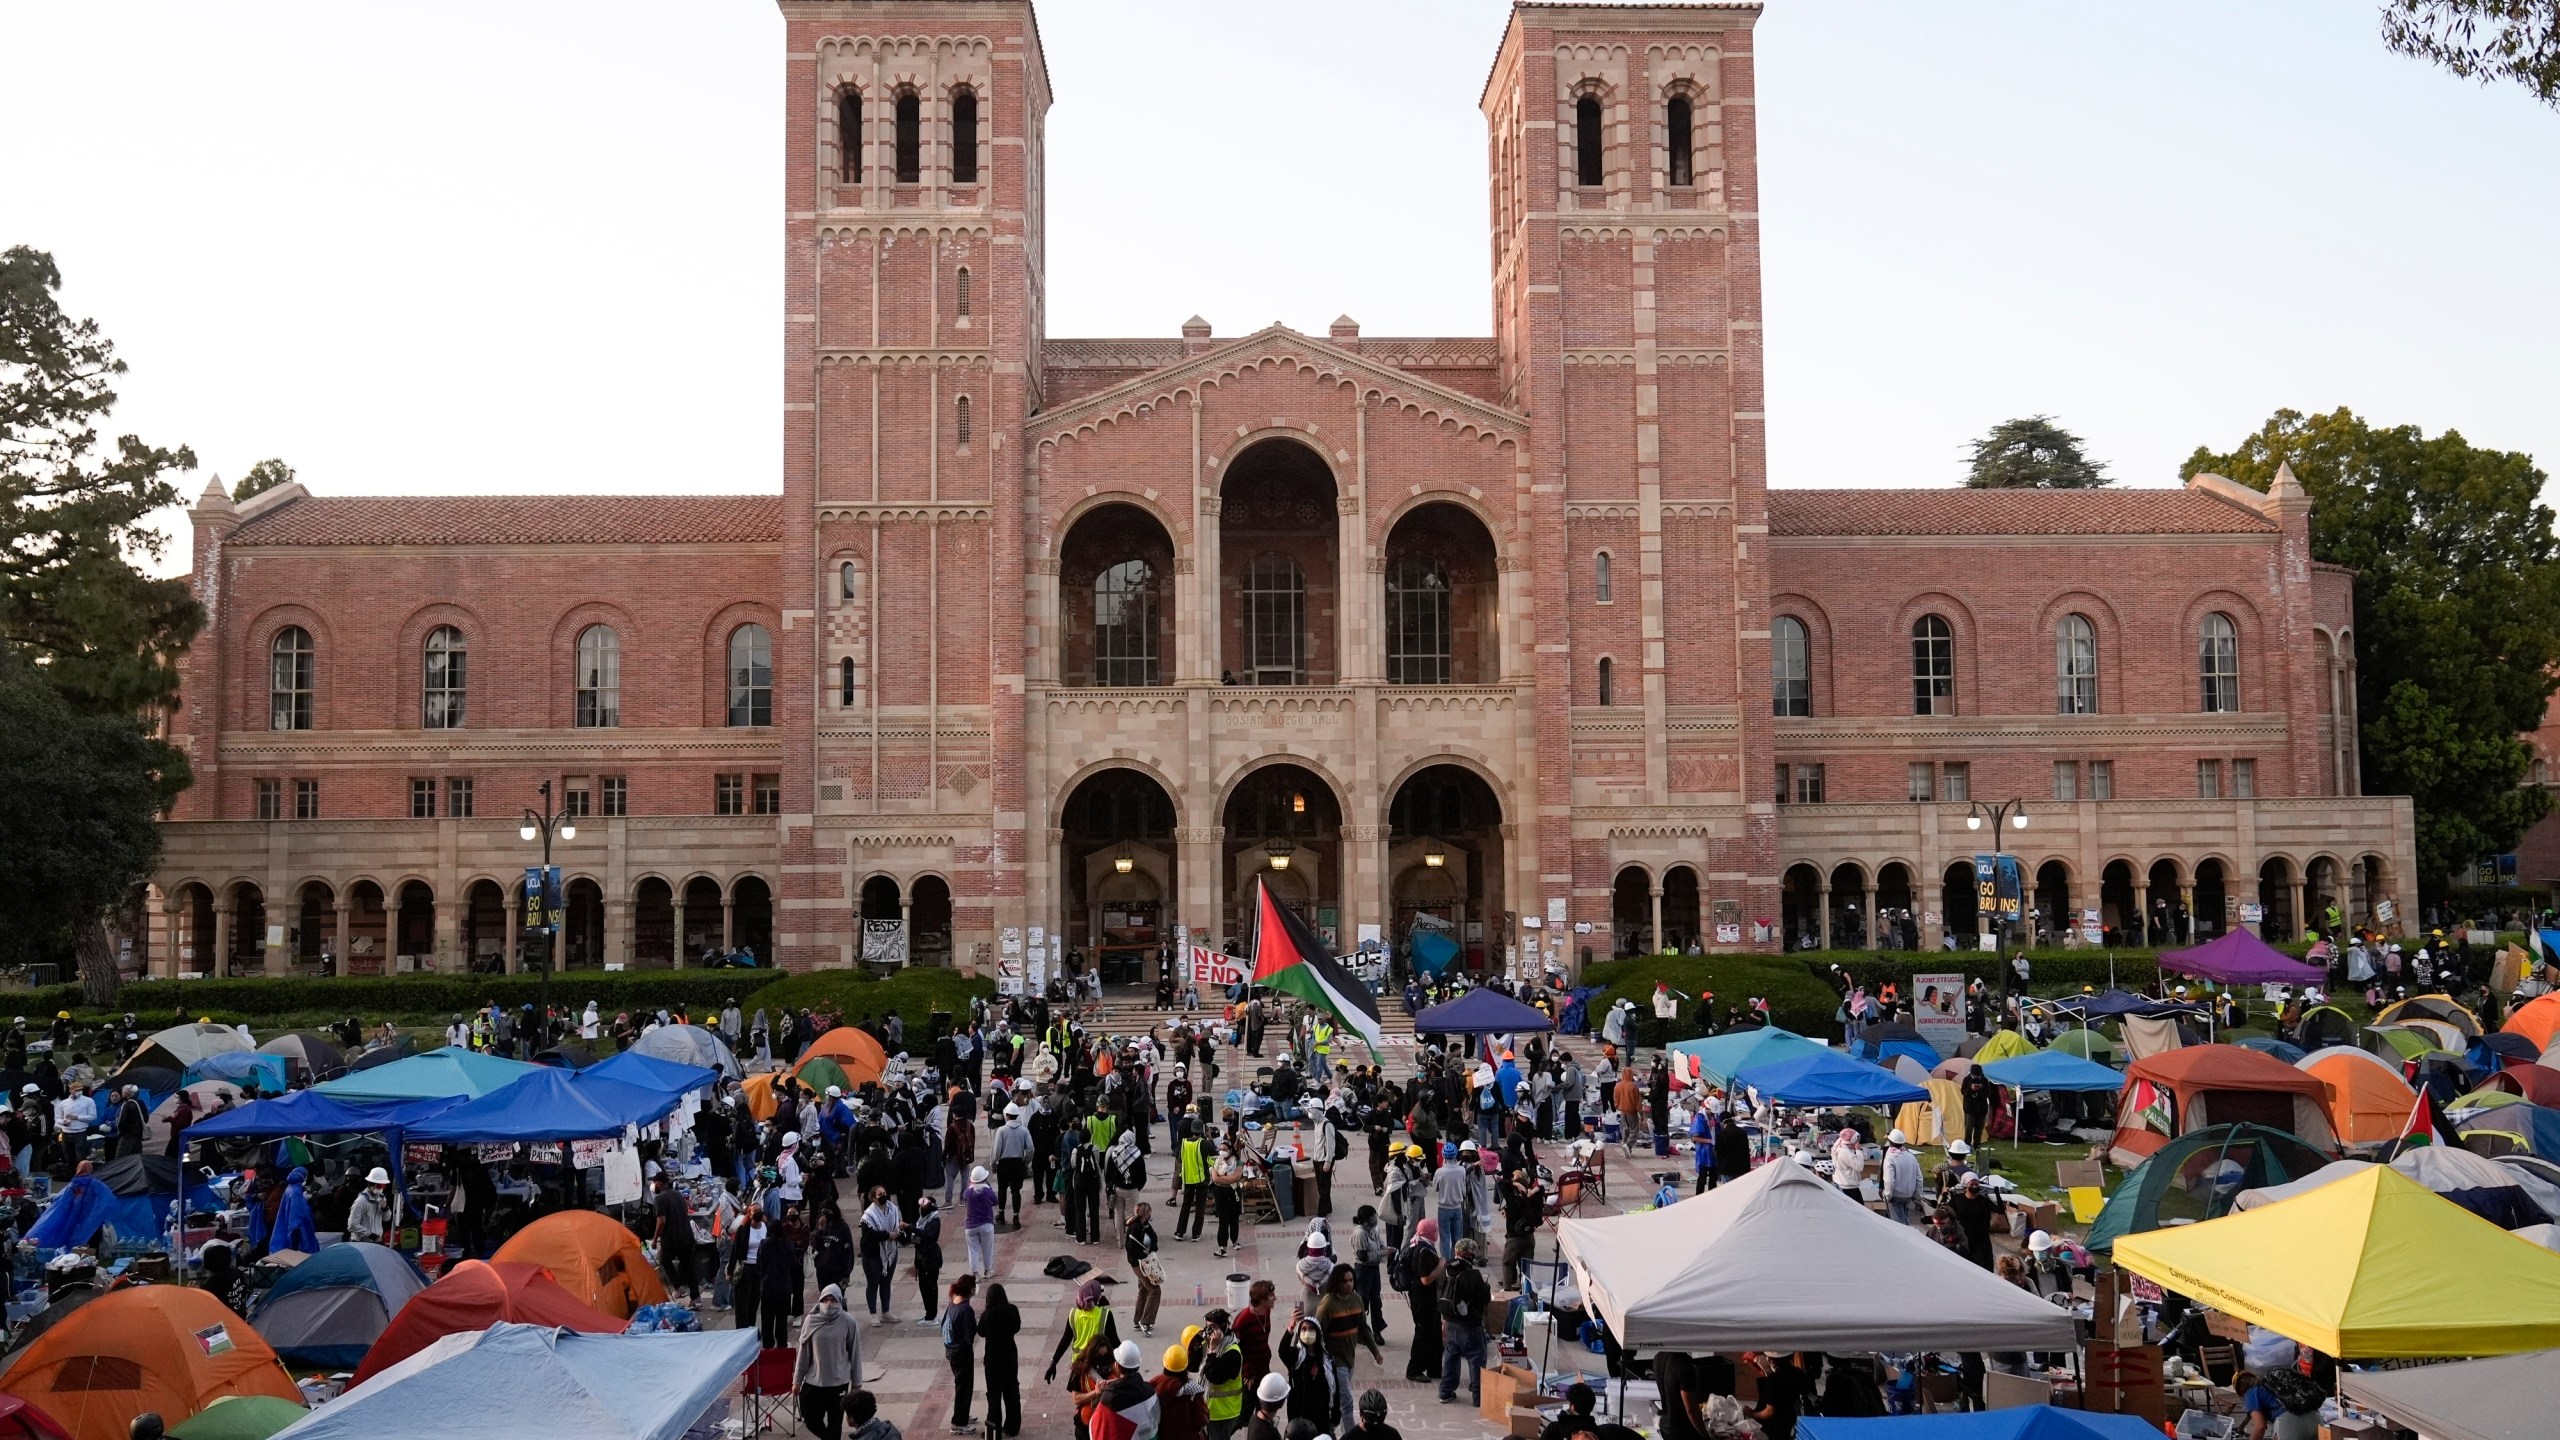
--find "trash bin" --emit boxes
[1227,1273,1252,1310]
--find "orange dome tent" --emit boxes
[2303,1049,2416,1145]
[802,1024,890,1080]
[352,1259,623,1386]
[0,1287,301,1440]
[490,1210,667,1320]
[2505,993,2560,1052]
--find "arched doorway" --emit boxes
[1781,864,1821,951]
[1661,866,1701,953]
[1381,503,1501,685]
[2100,860,2137,944]
[910,876,954,967]
[463,880,506,973]
[2194,859,2229,939]
[1941,861,1980,949]
[2033,861,2071,947]
[346,881,388,973]
[1224,762,1342,946]
[394,881,434,969]
[2354,853,2388,928]
[296,881,335,968]
[229,882,268,975]
[730,876,773,961]
[633,878,676,968]
[858,875,904,968]
[174,883,215,977]
[2257,858,2297,940]
[1828,863,1869,949]
[1876,863,1916,950]
[563,878,604,968]
[2305,857,2343,938]
[680,877,724,962]
[1220,440,1338,685]
[1059,503,1177,687]
[1610,867,1653,958]
[1386,764,1504,976]
[1060,767,1177,981]
[2147,859,2187,944]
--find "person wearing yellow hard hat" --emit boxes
[1154,1340,1204,1439]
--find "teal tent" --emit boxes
[1668,1026,1829,1088]
[313,1047,542,1103]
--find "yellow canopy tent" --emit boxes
[2112,1164,2560,1357]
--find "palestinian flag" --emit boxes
[2387,1086,2458,1159]
[1250,877,1386,1057]
[1087,1370,1159,1440]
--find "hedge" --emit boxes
[748,968,995,1034]
[1579,954,1847,1038]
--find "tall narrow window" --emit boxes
[1772,615,1810,717]
[1594,551,1613,603]
[422,626,466,730]
[894,91,921,184]
[1597,657,1615,706]
[1386,556,1453,685]
[1092,559,1160,686]
[840,560,860,603]
[837,90,862,183]
[2056,613,2097,714]
[1667,95,1694,186]
[1912,615,1954,715]
[727,624,773,727]
[1241,555,1306,685]
[1575,95,1604,186]
[950,87,978,183]
[575,625,620,728]
[2200,613,2240,713]
[955,266,972,318]
[269,626,313,731]
[954,395,973,446]
[840,655,857,706]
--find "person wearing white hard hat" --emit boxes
[1250,1370,1291,1439]
[963,1164,1000,1277]
[771,1131,805,1218]
[1881,1128,1924,1225]
[347,1166,393,1245]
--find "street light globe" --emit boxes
[560,822,577,841]
[519,823,537,841]
[1966,814,1983,831]
[2011,812,2029,830]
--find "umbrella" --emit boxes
[257,1032,347,1081]
[169,1397,309,1440]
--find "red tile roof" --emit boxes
[226,494,784,547]
[1765,486,2275,538]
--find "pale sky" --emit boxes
[5,1,2554,577]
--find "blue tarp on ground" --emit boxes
[404,1067,684,1143]
[1981,1049,2128,1093]
[584,1050,718,1096]
[1668,1026,1829,1088]
[1801,1405,2166,1440]
[271,1322,758,1440]
[313,1047,542,1104]
[186,1090,463,1140]
[1734,1050,1929,1108]
[1414,988,1554,1036]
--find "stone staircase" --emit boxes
[1082,986,1428,1080]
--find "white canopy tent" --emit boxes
[2336,1349,2560,1440]
[1555,1158,2078,1355]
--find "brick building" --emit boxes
[145,0,2415,980]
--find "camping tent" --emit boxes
[183,1052,289,1094]
[2113,1165,2560,1356]
[2157,930,2326,986]
[628,1024,741,1081]
[1413,988,1554,1036]
[2376,994,2483,1039]
[166,1396,307,1440]
[2334,1349,2560,1440]
[489,1211,667,1320]
[2461,1101,2560,1159]
[2301,1049,2416,1146]
[1892,1079,1966,1148]
[2506,993,2560,1051]
[271,1323,758,1440]
[250,1242,430,1369]
[2085,1123,2332,1252]
[255,1032,347,1083]
[2296,1004,2362,1051]
[2046,1027,2119,1064]
[312,1047,539,1104]
[2233,1146,2559,1229]
[0,1287,301,1440]
[1555,1157,2076,1354]
[583,1049,718,1097]
[403,1067,683,1144]
[0,1399,72,1440]
[117,1023,252,1080]
[1980,1050,2127,1094]
[801,1024,890,1077]
[2481,1065,2560,1107]
[2234,1036,2306,1065]
[1800,1408,2165,1440]
[1666,1027,1829,1088]
[1970,1030,2037,1066]
[2110,1045,2337,1165]
[351,1260,623,1386]
[1735,1051,1928,1108]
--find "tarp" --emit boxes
[312,1047,540,1104]
[28,1156,221,1249]
[2335,1349,2560,1440]
[1801,1408,2165,1440]
[270,1323,758,1440]
[186,1091,462,1141]
[2158,929,2326,985]
[2303,1050,2416,1146]
[627,1024,741,1081]
[1413,988,1555,1036]
[2119,1014,2186,1062]
[251,1242,430,1369]
[403,1067,683,1144]
[1981,1050,2126,1093]
[351,1260,624,1387]
[1735,1051,1929,1108]
[1666,1027,1828,1088]
[583,1050,718,1097]
[1555,1156,2077,1354]
[489,1211,667,1320]
[148,1082,245,1150]
[2111,1045,2337,1165]
[0,1287,302,1440]
[2112,1165,2560,1356]
[2234,1147,2560,1229]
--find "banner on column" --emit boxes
[521,866,563,933]
[998,927,1025,997]
[862,919,907,965]
[1911,971,1967,1058]
[1188,945,1247,989]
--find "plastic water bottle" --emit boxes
[1193,1280,1205,1308]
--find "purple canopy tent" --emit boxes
[2157,929,2325,986]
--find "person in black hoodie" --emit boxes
[979,1281,1023,1438]
[757,1212,803,1349]
[908,1196,944,1324]
[811,1205,856,1298]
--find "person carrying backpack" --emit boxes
[1434,1237,1492,1407]
[2240,1367,2324,1440]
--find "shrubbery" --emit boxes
[748,967,994,1034]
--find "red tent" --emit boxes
[350,1259,623,1387]
[2112,1044,2338,1164]
[0,1398,74,1440]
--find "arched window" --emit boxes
[1594,550,1613,603]
[950,87,978,183]
[1575,95,1604,186]
[727,624,773,727]
[954,395,973,446]
[1093,559,1159,687]
[1667,95,1694,187]
[575,625,621,728]
[1386,555,1453,685]
[839,655,857,707]
[955,266,972,319]
[894,91,921,184]
[2056,613,2097,715]
[1597,656,1615,706]
[422,625,466,730]
[839,560,860,603]
[1912,614,1954,716]
[2200,612,2240,713]
[1241,554,1306,686]
[836,89,862,183]
[1772,615,1810,717]
[268,626,313,731]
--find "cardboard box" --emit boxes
[1506,1405,1545,1439]
[2055,1159,2106,1191]
[1481,1363,1539,1424]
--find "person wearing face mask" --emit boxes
[795,1282,867,1440]
[1276,1311,1333,1430]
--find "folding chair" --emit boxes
[740,1346,798,1434]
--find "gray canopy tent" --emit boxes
[2336,1349,2560,1440]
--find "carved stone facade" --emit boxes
[145,1,2413,979]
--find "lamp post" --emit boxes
[520,779,575,1035]
[1966,799,2029,990]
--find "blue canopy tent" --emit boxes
[1801,1406,2165,1440]
[1980,1050,2128,1093]
[1413,988,1554,1036]
[405,1067,684,1144]
[585,1050,718,1096]
[186,1090,464,1142]
[1734,1051,1928,1108]
[1668,1026,1830,1088]
[2044,990,2209,1022]
[314,1047,542,1104]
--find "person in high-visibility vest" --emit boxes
[1176,1124,1211,1242]
[1199,1310,1246,1440]
[1312,1016,1334,1066]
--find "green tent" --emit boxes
[794,1055,856,1096]
[2085,1122,2331,1252]
[171,1396,308,1440]
[2049,1027,2120,1064]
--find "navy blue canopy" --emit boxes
[2045,989,2209,1021]
[405,1066,684,1143]
[186,1090,462,1140]
[1414,988,1554,1036]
